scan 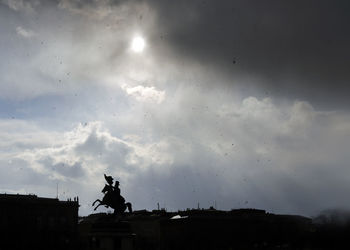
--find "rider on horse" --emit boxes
[92,174,132,214]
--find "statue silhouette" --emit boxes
[92,174,132,214]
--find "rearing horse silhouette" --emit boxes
[92,184,132,214]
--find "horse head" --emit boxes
[101,184,112,193]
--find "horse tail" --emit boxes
[126,202,132,213]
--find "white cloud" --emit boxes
[122,85,165,104]
[0,93,350,214]
[2,0,39,13]
[1,94,350,216]
[0,120,174,208]
[16,26,35,38]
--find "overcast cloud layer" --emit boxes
[0,0,350,216]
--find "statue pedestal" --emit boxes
[79,214,135,250]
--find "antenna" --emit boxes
[56,182,58,199]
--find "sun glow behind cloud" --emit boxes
[131,36,145,53]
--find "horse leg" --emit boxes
[126,202,132,213]
[94,203,104,211]
[92,199,102,206]
[93,199,105,211]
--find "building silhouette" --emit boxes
[1,193,350,249]
[79,208,315,250]
[0,193,79,250]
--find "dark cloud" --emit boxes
[148,0,350,108]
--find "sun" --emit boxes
[131,36,145,53]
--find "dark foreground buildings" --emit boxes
[79,208,350,250]
[1,193,350,249]
[0,193,79,250]
[79,209,315,250]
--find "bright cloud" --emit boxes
[1,96,350,216]
[16,26,35,38]
[2,0,39,12]
[122,85,165,104]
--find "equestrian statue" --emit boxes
[92,174,132,214]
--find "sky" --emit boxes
[0,0,350,216]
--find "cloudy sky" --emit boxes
[1,0,350,216]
